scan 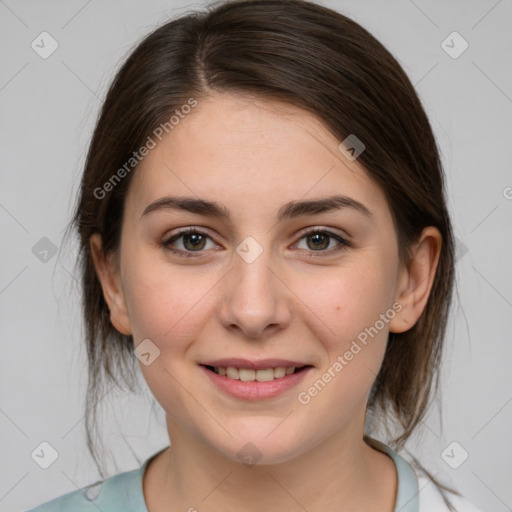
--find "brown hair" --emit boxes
[66,0,456,505]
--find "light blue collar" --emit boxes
[365,437,420,512]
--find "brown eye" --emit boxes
[295,229,350,256]
[305,232,330,250]
[162,228,217,257]
[181,232,207,251]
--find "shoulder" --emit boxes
[25,466,147,512]
[417,475,485,512]
[24,481,101,512]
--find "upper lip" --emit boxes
[200,358,310,370]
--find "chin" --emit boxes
[210,425,310,466]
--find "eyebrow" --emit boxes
[140,194,372,221]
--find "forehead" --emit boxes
[126,93,388,219]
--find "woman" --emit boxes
[28,0,483,510]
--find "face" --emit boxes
[93,93,425,465]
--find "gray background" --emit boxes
[1,1,511,511]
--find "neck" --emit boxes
[143,418,397,512]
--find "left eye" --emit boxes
[294,229,348,254]
[162,228,348,258]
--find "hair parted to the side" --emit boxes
[65,0,456,505]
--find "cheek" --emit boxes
[295,266,394,425]
[302,261,396,400]
[121,254,217,412]
[122,251,217,346]
[312,262,397,346]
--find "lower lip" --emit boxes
[201,366,313,400]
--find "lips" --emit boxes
[199,358,313,399]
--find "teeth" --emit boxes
[239,368,256,381]
[226,367,239,380]
[274,367,286,379]
[213,366,298,381]
[255,368,274,382]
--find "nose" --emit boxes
[217,246,293,340]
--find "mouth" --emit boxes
[199,359,314,400]
[202,364,311,382]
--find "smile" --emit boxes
[200,360,313,400]
[206,365,304,381]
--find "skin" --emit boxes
[91,92,441,512]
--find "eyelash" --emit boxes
[161,227,350,259]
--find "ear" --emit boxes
[389,226,442,334]
[89,233,132,336]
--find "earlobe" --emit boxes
[89,233,132,336]
[389,226,442,334]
